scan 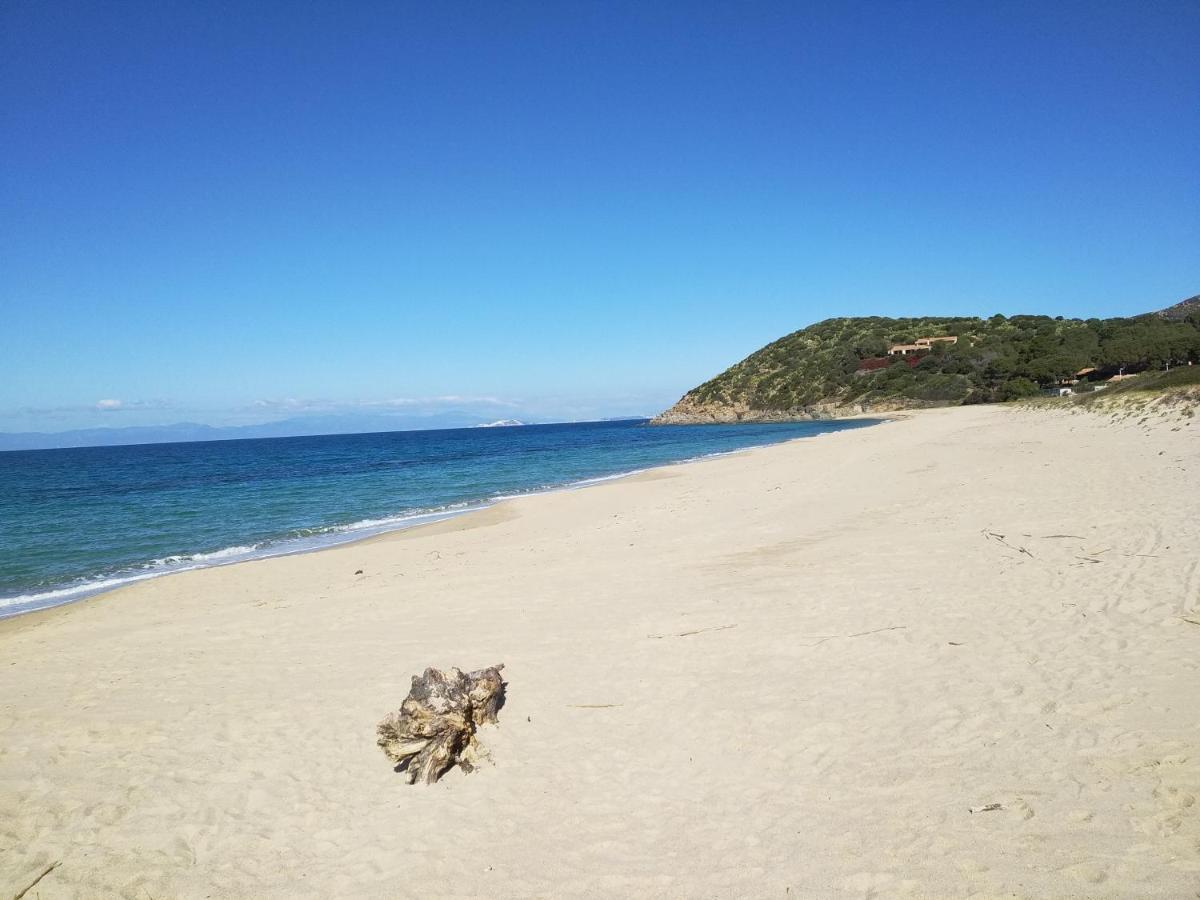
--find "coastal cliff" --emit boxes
[649,395,917,424]
[652,303,1200,425]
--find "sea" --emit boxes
[0,418,877,618]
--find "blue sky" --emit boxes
[2,0,1197,432]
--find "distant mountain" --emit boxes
[653,300,1200,423]
[0,411,519,452]
[472,419,526,428]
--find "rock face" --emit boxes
[377,664,505,784]
[1156,295,1200,321]
[649,395,912,425]
[650,397,827,424]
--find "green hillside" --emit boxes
[655,303,1200,422]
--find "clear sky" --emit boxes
[2,0,1197,432]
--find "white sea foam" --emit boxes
[325,501,486,534]
[0,569,185,614]
[147,544,262,567]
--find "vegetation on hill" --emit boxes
[1072,364,1200,403]
[657,302,1200,420]
[1020,364,1200,425]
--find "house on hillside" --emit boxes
[887,335,959,356]
[886,343,927,357]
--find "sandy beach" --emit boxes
[2,404,1197,899]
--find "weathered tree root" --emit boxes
[377,664,505,784]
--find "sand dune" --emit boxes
[2,404,1198,898]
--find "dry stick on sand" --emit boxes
[647,624,738,639]
[12,861,61,900]
[983,530,1035,558]
[377,665,505,785]
[801,625,907,647]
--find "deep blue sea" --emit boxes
[0,418,877,617]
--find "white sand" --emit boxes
[2,404,1198,898]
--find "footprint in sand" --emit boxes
[1058,861,1108,884]
[1010,797,1036,821]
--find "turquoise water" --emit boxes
[0,418,878,617]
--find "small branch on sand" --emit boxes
[13,860,61,900]
[1042,534,1086,540]
[1180,617,1200,627]
[847,626,907,638]
[969,803,1004,814]
[801,625,907,647]
[648,624,738,639]
[983,530,1034,558]
[377,664,505,784]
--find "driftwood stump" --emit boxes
[377,664,505,784]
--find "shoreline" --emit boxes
[3,404,1195,898]
[0,417,888,627]
[0,418,884,622]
